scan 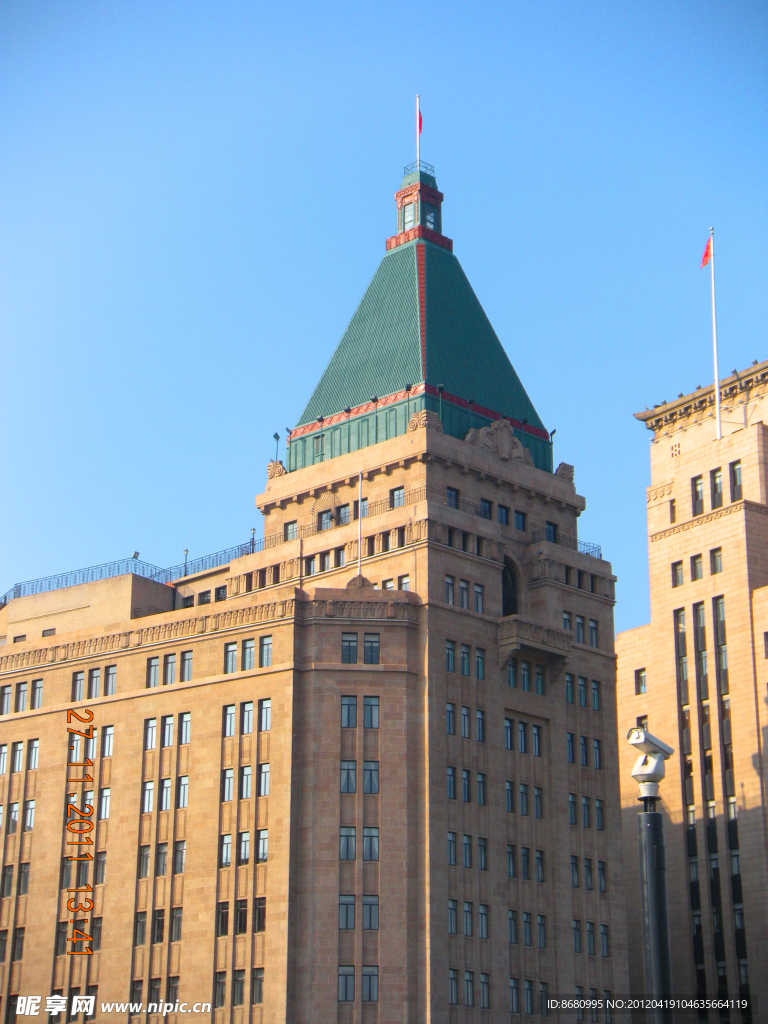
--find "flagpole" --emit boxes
[358,472,363,577]
[710,227,721,440]
[416,94,420,167]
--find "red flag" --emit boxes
[418,110,422,135]
[700,236,712,269]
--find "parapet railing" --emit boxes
[529,530,602,560]
[2,487,603,605]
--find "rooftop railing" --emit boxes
[529,529,602,560]
[403,159,435,176]
[2,487,603,605]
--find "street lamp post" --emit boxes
[627,727,675,1024]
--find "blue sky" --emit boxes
[1,0,766,631]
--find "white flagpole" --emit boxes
[358,472,363,576]
[416,94,420,167]
[710,227,721,440]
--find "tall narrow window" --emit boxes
[259,636,272,667]
[341,633,357,663]
[730,460,742,501]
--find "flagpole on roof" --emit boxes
[709,228,721,440]
[416,95,420,167]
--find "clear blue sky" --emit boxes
[1,1,766,632]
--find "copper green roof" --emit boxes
[298,238,545,434]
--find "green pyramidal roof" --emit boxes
[297,238,545,433]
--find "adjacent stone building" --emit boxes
[616,364,768,1022]
[0,161,628,1022]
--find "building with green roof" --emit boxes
[287,163,552,474]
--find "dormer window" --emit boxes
[403,203,416,231]
[424,203,436,230]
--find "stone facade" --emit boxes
[616,361,768,1022]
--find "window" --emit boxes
[390,485,405,509]
[465,972,475,1007]
[259,636,273,667]
[146,657,160,689]
[573,919,582,953]
[357,894,377,931]
[448,898,457,934]
[223,704,236,736]
[538,914,547,948]
[99,788,110,819]
[589,619,598,647]
[474,584,484,613]
[477,902,489,940]
[95,851,106,885]
[138,846,150,879]
[580,735,589,766]
[258,763,270,796]
[582,796,591,827]
[520,783,529,816]
[506,780,514,813]
[162,715,173,747]
[445,640,455,672]
[363,761,379,794]
[691,554,703,581]
[174,841,186,874]
[15,682,27,711]
[479,837,487,870]
[72,672,84,701]
[479,498,492,520]
[730,460,742,501]
[535,665,544,694]
[134,912,147,946]
[177,776,188,808]
[284,520,298,541]
[518,721,527,753]
[339,630,360,668]
[179,713,191,744]
[446,486,459,509]
[242,640,255,671]
[598,860,607,892]
[448,832,457,866]
[476,648,485,680]
[2,866,12,895]
[253,896,266,933]
[462,834,473,869]
[461,705,471,738]
[460,643,473,675]
[398,574,409,590]
[571,855,580,887]
[238,832,250,865]
[534,786,543,819]
[477,773,486,806]
[338,966,354,1002]
[591,680,601,711]
[340,827,356,861]
[459,579,469,608]
[593,739,602,769]
[364,696,379,728]
[240,765,252,800]
[17,862,29,895]
[27,739,39,770]
[576,616,585,644]
[257,829,268,862]
[222,769,234,802]
[596,799,604,830]
[364,633,380,664]
[635,668,647,694]
[601,924,610,957]
[152,909,165,944]
[180,651,193,681]
[521,661,530,691]
[339,895,355,930]
[363,827,379,861]
[672,561,683,587]
[142,781,154,813]
[340,760,356,793]
[447,703,456,735]
[214,973,225,1009]
[224,643,237,674]
[507,843,516,878]
[463,901,473,937]
[220,835,232,868]
[569,792,577,825]
[532,725,542,756]
[711,547,723,574]
[476,708,485,741]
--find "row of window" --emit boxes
[570,856,608,891]
[565,674,601,710]
[502,717,543,755]
[2,861,32,896]
[567,733,603,769]
[223,637,272,675]
[337,966,379,1003]
[211,969,265,1008]
[145,653,192,689]
[61,852,107,889]
[341,633,380,665]
[338,894,379,930]
[141,778,188,813]
[340,695,379,728]
[448,900,492,938]
[447,833,489,870]
[447,970,500,1010]
[0,739,39,774]
[671,548,723,586]
[340,761,379,794]
[1,799,35,835]
[221,765,269,800]
[679,462,741,522]
[0,680,43,714]
[182,585,228,608]
[444,576,484,612]
[220,830,268,866]
[144,714,192,749]
[562,613,599,648]
[445,640,485,678]
[569,794,605,830]
[507,659,546,693]
[573,919,611,956]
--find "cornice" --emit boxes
[648,498,768,542]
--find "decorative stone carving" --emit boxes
[311,491,337,514]
[647,482,673,504]
[407,410,443,433]
[267,460,285,479]
[465,419,524,461]
[346,575,374,589]
[555,462,575,482]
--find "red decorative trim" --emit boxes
[386,225,453,252]
[394,182,444,205]
[417,243,427,379]
[289,384,427,439]
[423,384,551,441]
